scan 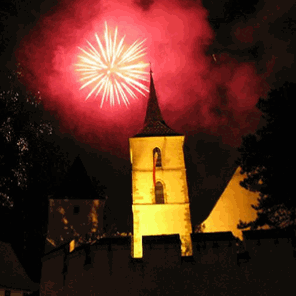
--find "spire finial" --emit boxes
[149,62,153,75]
[143,68,164,125]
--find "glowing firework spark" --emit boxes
[75,22,150,107]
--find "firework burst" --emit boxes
[75,22,150,107]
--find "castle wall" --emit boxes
[40,229,296,296]
[41,248,65,295]
[240,230,296,295]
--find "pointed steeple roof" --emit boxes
[51,156,105,199]
[144,70,165,125]
[134,71,181,137]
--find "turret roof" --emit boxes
[51,156,105,200]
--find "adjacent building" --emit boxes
[0,241,38,296]
[45,156,106,254]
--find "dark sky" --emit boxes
[1,0,295,231]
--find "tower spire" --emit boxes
[134,69,180,137]
[129,68,192,258]
[144,70,165,125]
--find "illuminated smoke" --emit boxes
[16,0,268,155]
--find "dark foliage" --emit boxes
[0,68,71,281]
[238,82,295,230]
[194,223,205,233]
[0,69,70,208]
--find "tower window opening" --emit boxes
[73,206,80,215]
[155,181,164,204]
[153,147,162,167]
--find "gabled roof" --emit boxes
[0,241,38,292]
[202,167,259,240]
[134,71,181,138]
[51,156,105,200]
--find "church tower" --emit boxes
[129,72,193,258]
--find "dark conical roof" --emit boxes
[144,71,165,125]
[51,156,105,200]
[134,71,181,137]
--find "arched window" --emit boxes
[155,181,164,204]
[153,147,162,167]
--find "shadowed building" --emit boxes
[0,241,38,296]
[45,156,106,254]
[129,71,193,258]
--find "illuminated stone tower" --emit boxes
[129,72,193,258]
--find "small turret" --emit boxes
[45,156,106,254]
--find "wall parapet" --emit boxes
[40,229,296,296]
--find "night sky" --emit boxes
[1,0,295,231]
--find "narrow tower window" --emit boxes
[153,147,162,167]
[73,206,80,215]
[155,181,164,204]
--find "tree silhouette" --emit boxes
[0,69,70,207]
[0,68,70,281]
[194,223,205,233]
[238,82,295,230]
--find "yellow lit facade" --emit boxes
[130,72,193,258]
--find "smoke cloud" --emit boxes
[16,0,267,155]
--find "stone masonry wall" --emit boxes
[40,229,296,296]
